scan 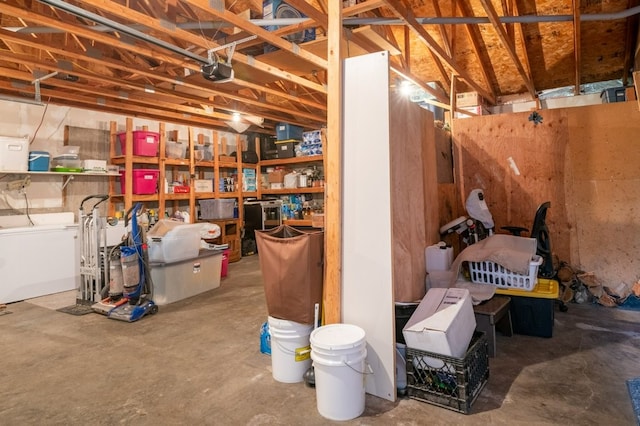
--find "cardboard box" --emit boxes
[403,288,476,358]
[194,179,213,193]
[456,91,484,108]
[82,159,106,172]
[268,169,286,183]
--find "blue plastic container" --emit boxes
[276,123,303,141]
[28,151,50,171]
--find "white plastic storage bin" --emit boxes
[165,141,187,159]
[199,199,235,219]
[150,250,222,305]
[0,136,29,171]
[468,256,542,291]
[147,220,204,263]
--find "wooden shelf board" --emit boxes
[0,171,120,176]
[110,156,159,165]
[260,155,323,167]
[262,187,324,195]
[164,159,191,167]
[165,193,191,200]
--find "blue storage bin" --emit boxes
[276,123,303,141]
[28,151,50,171]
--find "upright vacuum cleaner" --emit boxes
[93,203,158,322]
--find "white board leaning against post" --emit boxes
[342,51,395,402]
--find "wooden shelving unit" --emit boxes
[109,118,246,262]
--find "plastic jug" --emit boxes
[425,241,454,272]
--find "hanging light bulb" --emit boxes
[400,80,413,96]
[232,112,241,122]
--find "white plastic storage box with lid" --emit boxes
[199,199,235,220]
[0,136,29,171]
[150,249,223,305]
[147,220,204,263]
[165,141,187,159]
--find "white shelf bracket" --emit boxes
[61,174,74,190]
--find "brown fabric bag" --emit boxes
[255,225,324,325]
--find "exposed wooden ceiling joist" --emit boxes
[45,0,327,93]
[478,0,536,98]
[382,0,496,104]
[572,0,582,94]
[457,0,497,101]
[0,0,636,132]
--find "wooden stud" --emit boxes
[323,0,343,325]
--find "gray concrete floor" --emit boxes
[1,254,639,425]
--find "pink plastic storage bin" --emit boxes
[120,169,159,194]
[117,131,159,157]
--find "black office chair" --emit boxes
[502,201,555,278]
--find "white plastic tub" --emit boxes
[0,135,29,171]
[147,220,204,263]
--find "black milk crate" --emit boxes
[406,331,490,414]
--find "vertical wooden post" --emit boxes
[323,1,343,324]
[188,127,196,222]
[108,121,118,217]
[124,117,133,212]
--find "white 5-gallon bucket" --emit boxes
[310,324,367,421]
[268,316,313,383]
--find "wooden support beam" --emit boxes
[186,0,327,70]
[324,0,343,325]
[511,0,534,99]
[634,71,640,109]
[404,26,411,72]
[622,0,640,85]
[1,50,325,126]
[68,0,327,93]
[572,0,582,94]
[501,0,515,43]
[431,0,453,58]
[382,0,495,104]
[457,0,496,102]
[282,0,328,31]
[478,0,536,97]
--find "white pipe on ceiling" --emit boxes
[11,5,640,34]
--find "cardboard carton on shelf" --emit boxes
[456,91,485,108]
[268,169,286,184]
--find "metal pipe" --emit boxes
[13,4,640,35]
[35,0,210,64]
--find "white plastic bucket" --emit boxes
[267,316,313,383]
[310,324,367,421]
